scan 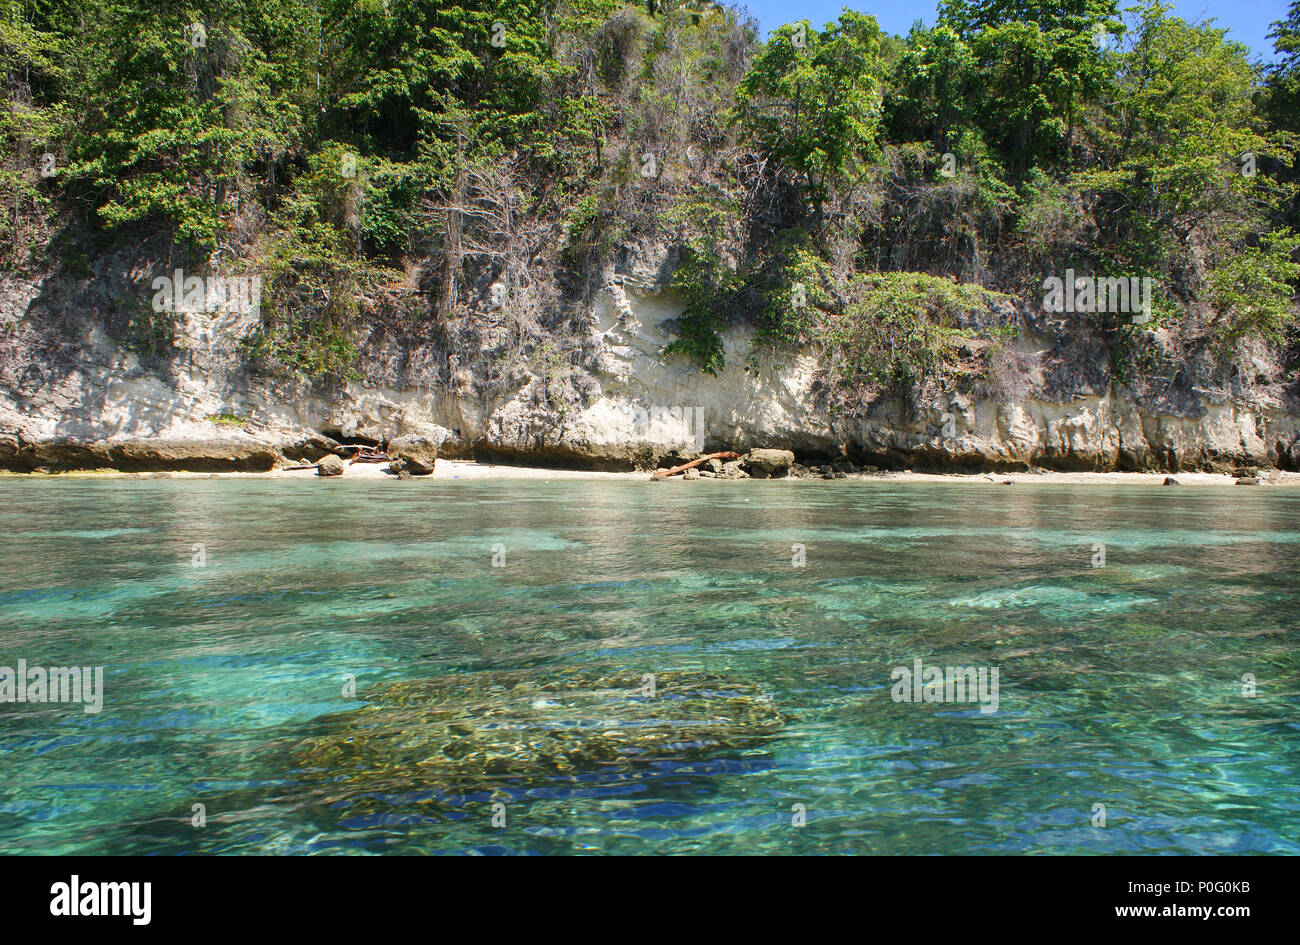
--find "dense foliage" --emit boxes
[2,0,1297,402]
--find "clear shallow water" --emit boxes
[0,477,1297,855]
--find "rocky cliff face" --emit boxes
[3,261,1298,474]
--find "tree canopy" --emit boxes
[0,0,1295,395]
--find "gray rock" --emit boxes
[387,435,438,475]
[683,467,701,480]
[744,448,795,477]
[1236,476,1260,486]
[317,454,346,477]
[1163,476,1179,485]
[5,235,1299,478]
[720,460,749,479]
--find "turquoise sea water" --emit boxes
[0,477,1297,855]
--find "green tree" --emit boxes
[1078,3,1284,253]
[733,11,885,209]
[1072,2,1297,346]
[1266,0,1300,134]
[884,23,975,154]
[66,1,300,250]
[0,0,65,263]
[939,0,1119,171]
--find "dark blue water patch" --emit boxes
[0,587,82,604]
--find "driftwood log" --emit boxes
[335,444,389,463]
[651,451,741,480]
[283,448,387,471]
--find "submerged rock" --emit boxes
[292,669,784,792]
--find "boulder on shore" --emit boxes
[744,448,795,477]
[387,435,438,475]
[317,454,346,477]
[720,460,749,479]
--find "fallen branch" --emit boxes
[651,451,741,480]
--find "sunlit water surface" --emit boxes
[0,477,1297,855]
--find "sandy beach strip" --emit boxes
[246,459,1300,486]
[7,459,1297,486]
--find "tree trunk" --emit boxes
[439,160,466,318]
